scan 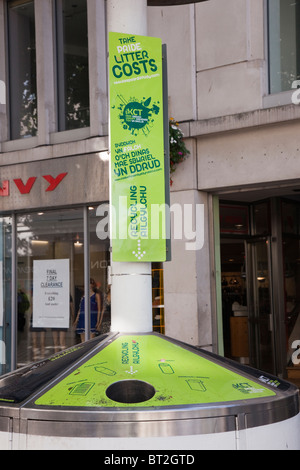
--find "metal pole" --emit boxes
[106,0,153,334]
[84,206,91,341]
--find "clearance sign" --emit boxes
[109,32,166,262]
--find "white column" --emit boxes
[107,0,153,333]
[107,0,148,36]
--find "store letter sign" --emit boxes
[109,32,166,262]
[0,173,68,197]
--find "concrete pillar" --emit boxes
[0,0,8,145]
[88,0,108,137]
[107,0,153,333]
[35,0,56,145]
[164,189,213,349]
[162,136,214,350]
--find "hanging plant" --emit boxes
[169,117,190,185]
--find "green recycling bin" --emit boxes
[0,332,299,450]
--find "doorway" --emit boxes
[220,197,300,380]
[221,237,276,375]
[221,240,247,360]
[246,238,275,375]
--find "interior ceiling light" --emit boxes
[31,240,49,245]
[74,234,83,247]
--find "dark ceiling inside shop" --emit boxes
[220,241,245,271]
[148,0,208,5]
[217,185,300,203]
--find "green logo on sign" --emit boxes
[117,96,160,136]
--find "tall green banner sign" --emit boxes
[109,32,166,262]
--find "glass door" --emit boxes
[16,209,84,366]
[246,237,276,374]
[0,217,12,376]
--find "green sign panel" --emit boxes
[35,335,275,408]
[109,32,166,262]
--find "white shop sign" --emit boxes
[33,259,70,329]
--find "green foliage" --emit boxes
[169,118,190,183]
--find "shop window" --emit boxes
[0,218,12,376]
[282,200,300,370]
[88,206,110,336]
[55,0,90,131]
[7,0,37,140]
[16,207,109,368]
[282,200,300,235]
[220,240,247,359]
[283,236,300,365]
[253,201,270,236]
[0,205,165,375]
[268,0,300,94]
[220,204,249,235]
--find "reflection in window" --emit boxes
[282,200,300,234]
[8,0,37,140]
[284,237,300,366]
[16,208,111,368]
[56,0,90,131]
[219,204,249,235]
[253,202,270,236]
[268,0,300,94]
[0,218,12,376]
[282,200,300,366]
[17,209,83,366]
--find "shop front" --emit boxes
[220,198,300,383]
[0,151,166,377]
[0,152,110,375]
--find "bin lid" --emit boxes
[34,333,278,408]
[0,332,297,412]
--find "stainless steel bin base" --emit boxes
[0,332,299,450]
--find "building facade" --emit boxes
[159,0,300,383]
[0,0,299,385]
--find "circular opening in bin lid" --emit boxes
[106,380,156,404]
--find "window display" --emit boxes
[16,207,109,367]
